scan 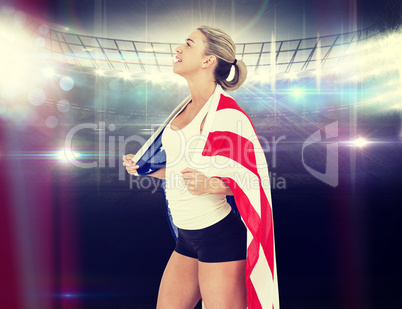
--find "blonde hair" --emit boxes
[197,25,247,91]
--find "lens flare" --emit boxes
[57,149,81,163]
[352,137,369,148]
[42,67,56,78]
[60,76,74,91]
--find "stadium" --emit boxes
[0,1,401,308]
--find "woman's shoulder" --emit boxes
[216,93,250,121]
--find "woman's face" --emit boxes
[173,30,209,77]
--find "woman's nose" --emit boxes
[175,45,183,53]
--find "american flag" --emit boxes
[133,85,279,308]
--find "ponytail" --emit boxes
[218,58,247,91]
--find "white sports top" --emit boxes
[161,99,231,230]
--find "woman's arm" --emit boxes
[207,177,233,195]
[122,154,166,179]
[181,167,234,196]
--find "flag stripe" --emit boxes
[204,145,275,280]
[259,186,275,280]
[247,277,263,309]
[216,94,249,120]
[217,177,276,305]
[216,94,261,144]
[203,130,258,175]
[203,92,278,308]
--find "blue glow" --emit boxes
[293,88,303,97]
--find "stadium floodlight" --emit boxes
[336,29,402,85]
[0,23,40,99]
[119,71,132,79]
[42,67,55,77]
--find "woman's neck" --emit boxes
[186,78,217,108]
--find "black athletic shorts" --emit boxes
[174,211,247,263]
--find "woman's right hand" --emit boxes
[122,154,140,176]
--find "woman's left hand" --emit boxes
[181,167,233,195]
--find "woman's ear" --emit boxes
[201,55,216,69]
